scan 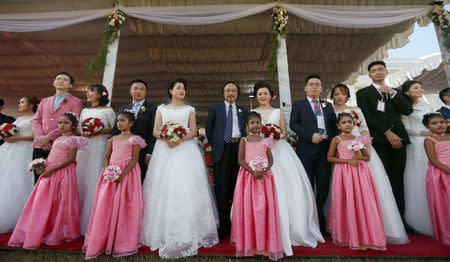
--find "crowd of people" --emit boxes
[0,60,448,260]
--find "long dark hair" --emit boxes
[89,84,109,106]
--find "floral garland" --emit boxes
[431,1,450,52]
[87,9,126,80]
[268,7,288,79]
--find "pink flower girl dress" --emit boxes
[327,137,386,250]
[83,135,146,259]
[425,137,450,245]
[231,138,283,261]
[8,135,87,249]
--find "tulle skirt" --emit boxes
[0,141,34,234]
[8,163,80,249]
[270,139,323,255]
[142,140,219,259]
[404,136,434,236]
[82,159,143,259]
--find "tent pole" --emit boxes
[276,35,292,126]
[102,29,121,106]
[433,24,450,87]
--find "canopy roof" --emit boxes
[0,0,434,123]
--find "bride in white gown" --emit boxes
[76,85,116,235]
[331,84,409,244]
[401,80,434,236]
[0,97,39,233]
[252,82,324,256]
[141,79,218,259]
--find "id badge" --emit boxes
[376,100,385,112]
[317,116,325,129]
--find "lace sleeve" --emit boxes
[401,114,420,136]
[77,109,85,129]
[353,107,369,135]
[106,108,116,128]
[187,105,196,114]
[64,136,88,150]
[128,135,147,149]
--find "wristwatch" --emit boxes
[389,89,397,97]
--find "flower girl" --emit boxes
[83,110,146,259]
[327,113,386,250]
[231,111,283,261]
[423,113,450,246]
[8,112,87,249]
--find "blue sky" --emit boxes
[387,22,440,58]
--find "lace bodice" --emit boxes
[401,100,432,136]
[252,108,281,126]
[244,138,269,164]
[13,115,33,137]
[337,139,358,160]
[77,107,116,130]
[434,140,450,166]
[335,106,369,136]
[157,104,195,130]
[47,136,87,165]
[110,136,146,162]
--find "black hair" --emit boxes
[23,96,40,113]
[305,74,321,84]
[367,61,386,72]
[337,112,354,123]
[168,78,187,98]
[61,112,77,130]
[118,110,136,125]
[330,83,350,100]
[129,79,148,90]
[0,98,4,106]
[54,71,74,85]
[222,81,240,97]
[439,87,450,103]
[89,84,109,106]
[422,112,444,127]
[246,111,261,124]
[253,81,273,96]
[401,80,422,105]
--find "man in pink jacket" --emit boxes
[32,72,82,183]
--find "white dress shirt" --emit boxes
[132,99,145,115]
[307,96,328,139]
[224,101,241,138]
[53,92,70,111]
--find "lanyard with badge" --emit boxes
[376,88,386,112]
[312,99,326,128]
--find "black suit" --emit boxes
[356,85,413,216]
[205,102,247,238]
[289,98,337,232]
[0,113,15,146]
[112,101,156,181]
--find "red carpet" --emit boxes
[0,233,449,257]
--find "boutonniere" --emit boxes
[62,98,67,104]
[237,109,243,117]
[321,102,327,108]
[140,106,146,113]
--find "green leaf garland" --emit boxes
[431,1,450,53]
[268,7,289,80]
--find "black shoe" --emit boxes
[404,223,419,235]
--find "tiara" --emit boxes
[65,111,78,121]
[124,109,137,118]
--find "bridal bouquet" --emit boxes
[27,158,47,173]
[347,140,366,152]
[248,157,269,172]
[350,110,361,127]
[260,124,282,140]
[81,117,104,136]
[103,165,122,182]
[159,122,186,142]
[0,123,18,139]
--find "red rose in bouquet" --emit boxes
[351,110,361,127]
[446,119,450,132]
[260,123,282,140]
[81,117,104,136]
[159,122,187,142]
[0,123,18,139]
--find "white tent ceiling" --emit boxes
[0,0,435,124]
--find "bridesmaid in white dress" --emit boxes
[0,96,39,233]
[252,81,324,255]
[331,84,409,244]
[401,80,434,236]
[142,78,218,259]
[76,85,115,235]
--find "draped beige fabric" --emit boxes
[0,0,431,122]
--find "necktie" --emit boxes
[312,99,322,117]
[224,104,233,142]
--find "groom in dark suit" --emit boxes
[356,61,413,218]
[112,79,156,182]
[290,74,337,234]
[206,81,247,239]
[436,87,450,120]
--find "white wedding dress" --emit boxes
[333,106,409,244]
[142,104,218,259]
[0,115,35,233]
[253,108,324,255]
[402,100,434,236]
[76,107,116,235]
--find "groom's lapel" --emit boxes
[220,102,226,128]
